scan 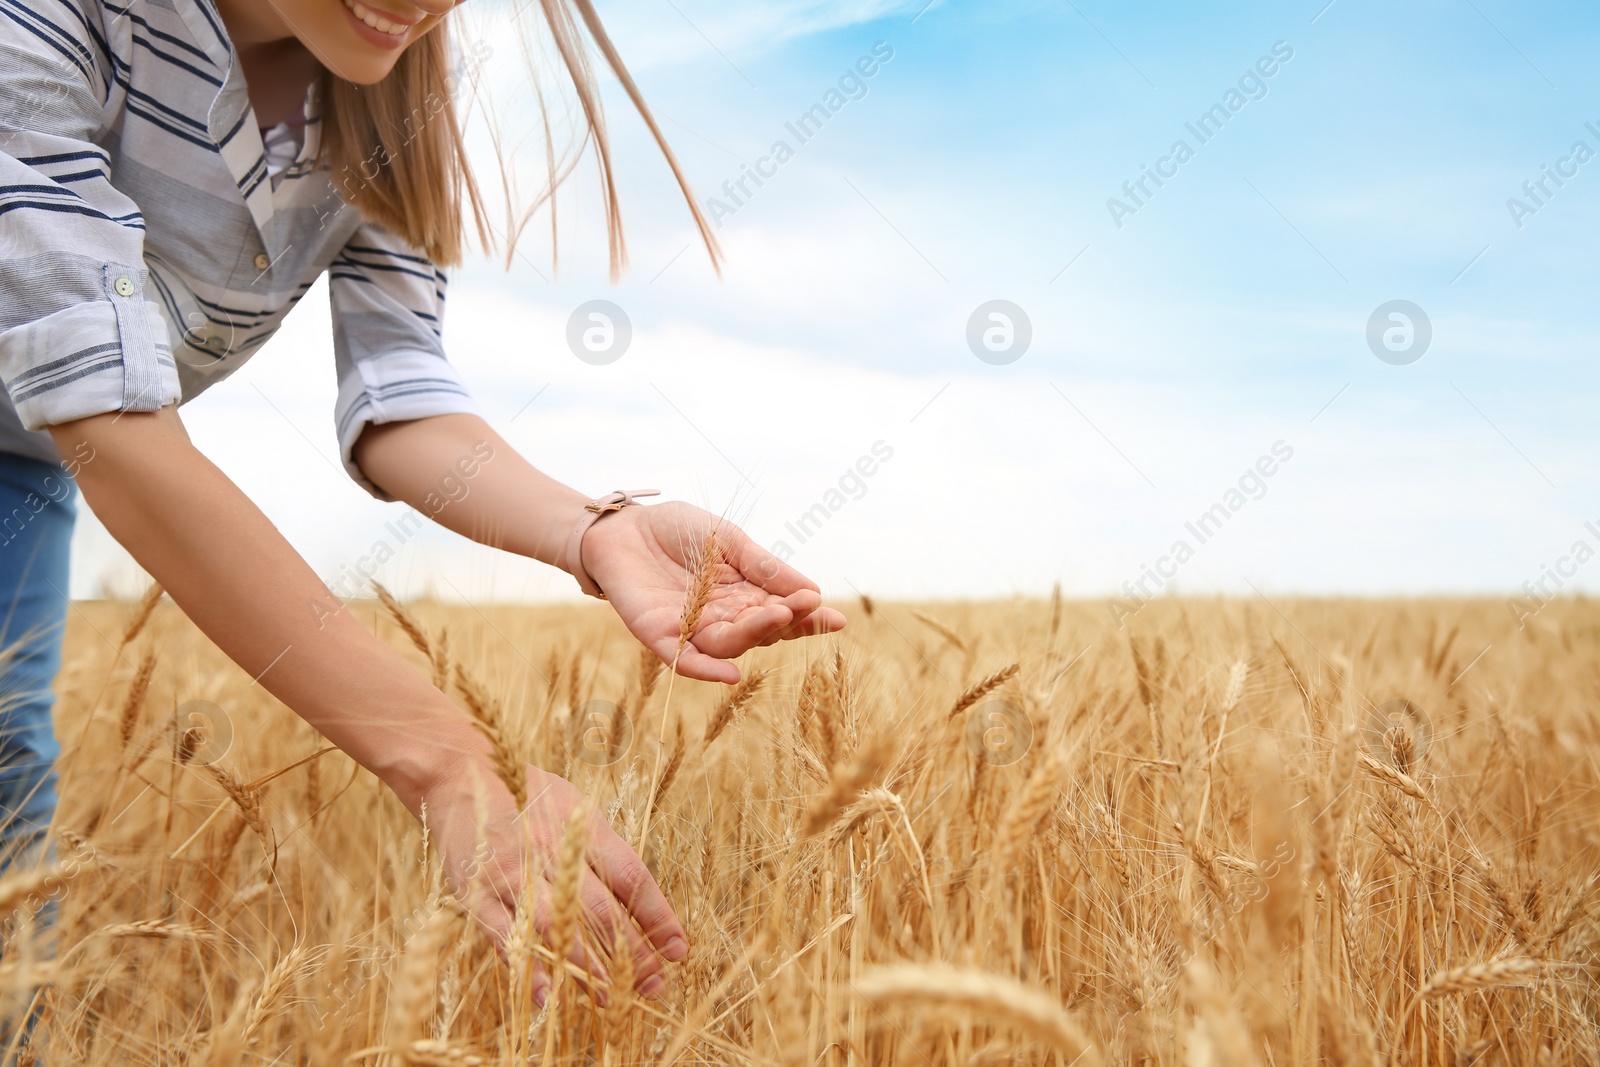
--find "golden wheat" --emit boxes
[3,595,1595,1065]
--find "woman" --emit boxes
[0,0,844,1005]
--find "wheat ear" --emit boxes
[240,943,309,1048]
[391,904,460,1048]
[118,647,157,749]
[804,733,890,837]
[539,803,591,1064]
[705,668,768,745]
[995,747,1065,874]
[1220,658,1248,711]
[950,663,1020,719]
[1419,957,1541,999]
[1401,957,1543,1024]
[548,803,589,970]
[0,863,72,918]
[912,611,970,653]
[373,581,434,660]
[1358,752,1431,806]
[453,662,527,809]
[97,919,215,942]
[402,1041,489,1066]
[852,963,1101,1065]
[203,764,271,854]
[118,581,164,650]
[638,526,719,852]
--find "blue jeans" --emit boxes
[0,452,75,868]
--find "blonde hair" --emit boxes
[315,1,721,276]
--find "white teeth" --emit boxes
[343,0,407,36]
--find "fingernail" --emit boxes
[663,937,688,962]
[642,974,666,998]
[534,987,548,1009]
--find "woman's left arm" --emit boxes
[352,412,845,682]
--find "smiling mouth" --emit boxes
[340,0,414,36]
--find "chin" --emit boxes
[331,53,405,84]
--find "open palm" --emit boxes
[581,501,845,682]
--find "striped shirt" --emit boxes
[0,0,480,499]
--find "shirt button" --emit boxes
[207,336,227,351]
[113,277,135,297]
[254,253,271,271]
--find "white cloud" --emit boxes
[562,0,913,70]
[71,261,1598,606]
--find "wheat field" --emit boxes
[3,591,1597,1065]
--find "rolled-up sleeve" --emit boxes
[0,8,180,430]
[328,220,480,500]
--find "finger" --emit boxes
[583,810,689,968]
[509,881,610,1006]
[781,605,847,639]
[459,880,556,1006]
[718,523,821,597]
[574,865,671,999]
[462,882,517,960]
[650,635,741,683]
[676,646,742,683]
[755,603,846,646]
[691,603,794,659]
[774,588,821,620]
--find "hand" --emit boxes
[425,760,687,1006]
[581,501,847,683]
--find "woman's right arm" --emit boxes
[47,405,687,1000]
[50,405,490,812]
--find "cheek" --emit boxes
[272,0,337,36]
[299,0,413,84]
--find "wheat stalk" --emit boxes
[0,863,72,918]
[1419,957,1541,999]
[803,734,890,837]
[912,611,970,653]
[453,662,527,808]
[650,715,686,813]
[30,592,1600,1065]
[638,526,720,853]
[949,663,1020,719]
[403,1041,489,1066]
[346,1041,490,1067]
[853,963,1101,1065]
[1220,658,1248,711]
[537,802,591,1065]
[98,918,215,942]
[373,581,434,660]
[390,903,460,1048]
[202,763,271,853]
[548,803,589,969]
[824,786,906,847]
[677,527,720,657]
[118,647,157,749]
[1358,751,1431,806]
[240,943,309,1048]
[704,669,768,745]
[118,581,164,650]
[995,747,1065,874]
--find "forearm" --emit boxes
[351,413,591,572]
[48,407,493,815]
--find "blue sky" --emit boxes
[75,0,1600,604]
